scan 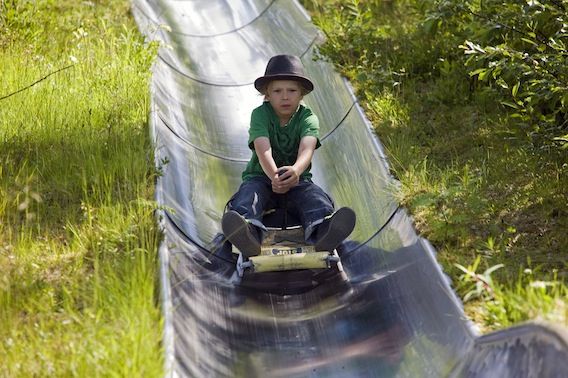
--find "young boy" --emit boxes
[222,54,356,258]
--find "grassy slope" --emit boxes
[0,0,162,375]
[302,0,567,332]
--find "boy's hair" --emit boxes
[258,79,311,96]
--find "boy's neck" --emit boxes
[279,116,292,127]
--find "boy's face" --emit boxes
[265,80,303,123]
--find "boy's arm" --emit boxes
[253,137,278,178]
[292,136,317,176]
[273,136,317,193]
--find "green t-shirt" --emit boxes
[242,102,321,181]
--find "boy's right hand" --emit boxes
[272,167,299,194]
[271,168,288,194]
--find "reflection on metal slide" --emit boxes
[131,0,568,377]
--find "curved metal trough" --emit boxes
[131,1,568,376]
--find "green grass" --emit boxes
[302,0,567,332]
[383,85,568,331]
[0,0,163,375]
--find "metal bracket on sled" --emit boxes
[236,253,254,278]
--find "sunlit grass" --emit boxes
[383,96,568,329]
[0,0,162,375]
[303,0,568,332]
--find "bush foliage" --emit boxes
[429,0,568,147]
[309,0,568,147]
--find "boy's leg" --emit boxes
[286,180,356,251]
[223,177,274,257]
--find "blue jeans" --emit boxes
[226,176,335,242]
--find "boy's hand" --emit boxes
[272,166,299,194]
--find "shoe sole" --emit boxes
[222,211,260,258]
[315,207,356,252]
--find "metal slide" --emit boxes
[131,1,568,377]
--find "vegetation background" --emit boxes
[0,0,566,375]
[301,0,567,331]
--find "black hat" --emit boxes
[254,54,314,93]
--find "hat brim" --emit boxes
[254,74,314,93]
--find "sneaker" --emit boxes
[222,210,261,258]
[315,207,356,252]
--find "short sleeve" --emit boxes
[248,105,270,150]
[299,108,321,149]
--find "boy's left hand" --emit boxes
[272,166,299,193]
